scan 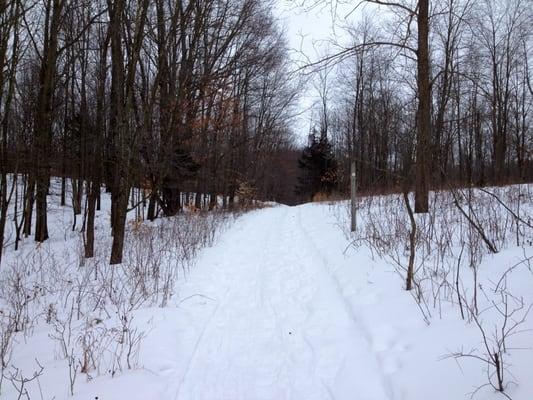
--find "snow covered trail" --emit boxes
[6,196,533,400]
[167,206,394,400]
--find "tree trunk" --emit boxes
[110,185,128,264]
[34,173,49,242]
[0,173,10,264]
[147,190,157,221]
[23,176,34,237]
[415,0,430,213]
[161,185,180,216]
[33,0,63,242]
[84,181,97,258]
[404,191,417,290]
[60,176,66,206]
[209,192,216,210]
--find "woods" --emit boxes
[0,0,531,265]
[0,1,532,398]
[298,0,532,207]
[0,0,298,265]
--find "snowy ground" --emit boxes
[1,184,532,399]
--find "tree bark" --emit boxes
[84,181,97,258]
[34,0,63,242]
[415,0,430,213]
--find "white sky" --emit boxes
[274,1,363,142]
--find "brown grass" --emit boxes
[311,192,347,202]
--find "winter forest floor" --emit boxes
[1,183,533,400]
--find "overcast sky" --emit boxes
[274,1,363,142]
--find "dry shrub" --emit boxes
[0,206,234,396]
[236,181,257,209]
[337,184,533,395]
[312,191,346,203]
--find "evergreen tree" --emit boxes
[295,127,338,200]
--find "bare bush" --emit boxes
[339,185,533,397]
[0,197,235,396]
[1,360,44,400]
[445,288,531,398]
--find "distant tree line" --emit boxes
[298,0,532,204]
[0,0,299,264]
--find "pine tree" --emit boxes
[295,127,338,200]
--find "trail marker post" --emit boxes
[350,161,357,232]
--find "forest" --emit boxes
[297,0,532,204]
[0,0,532,399]
[0,0,531,265]
[0,0,301,266]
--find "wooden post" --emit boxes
[350,161,357,232]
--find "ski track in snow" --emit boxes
[166,206,397,400]
[5,194,533,400]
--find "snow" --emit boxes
[1,184,532,399]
